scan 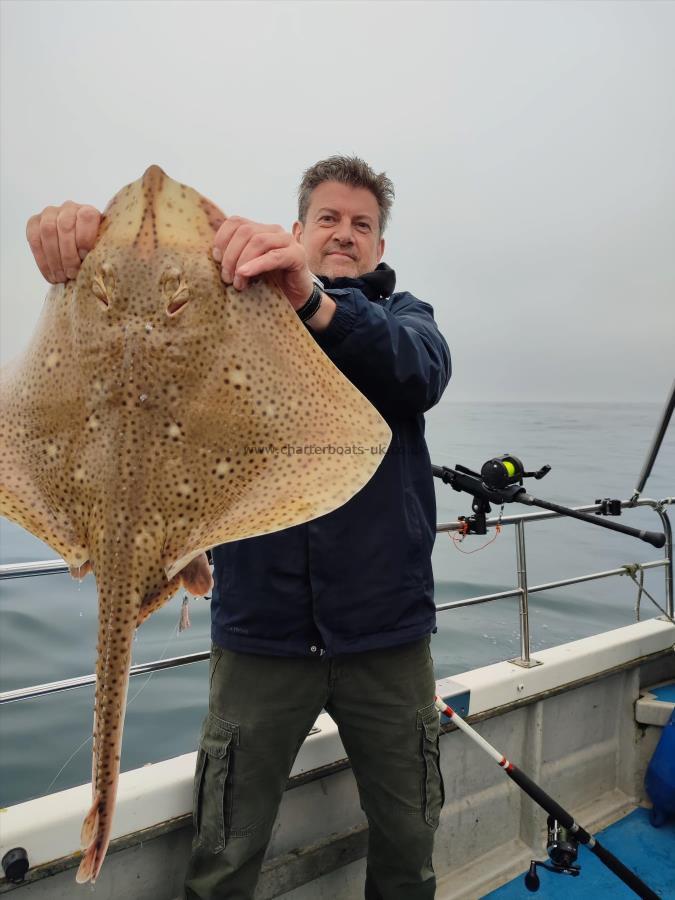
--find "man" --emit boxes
[26,156,451,899]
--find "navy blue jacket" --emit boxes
[211,264,451,657]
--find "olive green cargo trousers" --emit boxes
[184,637,444,899]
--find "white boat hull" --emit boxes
[1,618,673,899]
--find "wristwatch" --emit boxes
[296,274,324,323]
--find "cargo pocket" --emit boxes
[417,702,445,827]
[192,712,239,853]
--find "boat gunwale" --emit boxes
[1,619,673,891]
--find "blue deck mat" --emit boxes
[484,807,674,898]
[651,683,675,703]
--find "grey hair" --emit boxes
[297,155,395,235]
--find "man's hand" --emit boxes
[26,202,101,284]
[212,217,315,311]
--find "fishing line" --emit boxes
[44,607,183,793]
[448,504,504,553]
[125,608,183,707]
[44,734,95,795]
[448,523,501,554]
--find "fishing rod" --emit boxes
[434,697,660,899]
[432,455,666,549]
[631,377,675,505]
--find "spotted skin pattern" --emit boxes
[0,166,391,884]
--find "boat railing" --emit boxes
[436,495,673,667]
[0,495,672,704]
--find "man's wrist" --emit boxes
[305,293,336,332]
[294,272,336,331]
[296,281,324,323]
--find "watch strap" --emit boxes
[297,278,324,323]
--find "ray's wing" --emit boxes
[162,278,391,578]
[0,284,89,567]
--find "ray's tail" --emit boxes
[75,545,212,884]
[76,563,139,884]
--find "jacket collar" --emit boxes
[319,262,396,302]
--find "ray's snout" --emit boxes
[96,164,226,259]
[143,164,168,180]
[141,164,167,196]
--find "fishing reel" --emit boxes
[524,817,581,891]
[480,454,550,491]
[435,454,551,536]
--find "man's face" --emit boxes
[292,181,385,280]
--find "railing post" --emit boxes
[511,520,542,669]
[656,504,673,620]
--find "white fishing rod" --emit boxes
[434,696,660,899]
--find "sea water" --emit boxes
[0,401,672,806]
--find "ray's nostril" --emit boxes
[91,280,110,308]
[167,295,190,316]
[161,267,182,296]
[163,276,180,297]
[92,263,115,309]
[162,267,190,316]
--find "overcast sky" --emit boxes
[1,0,673,403]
